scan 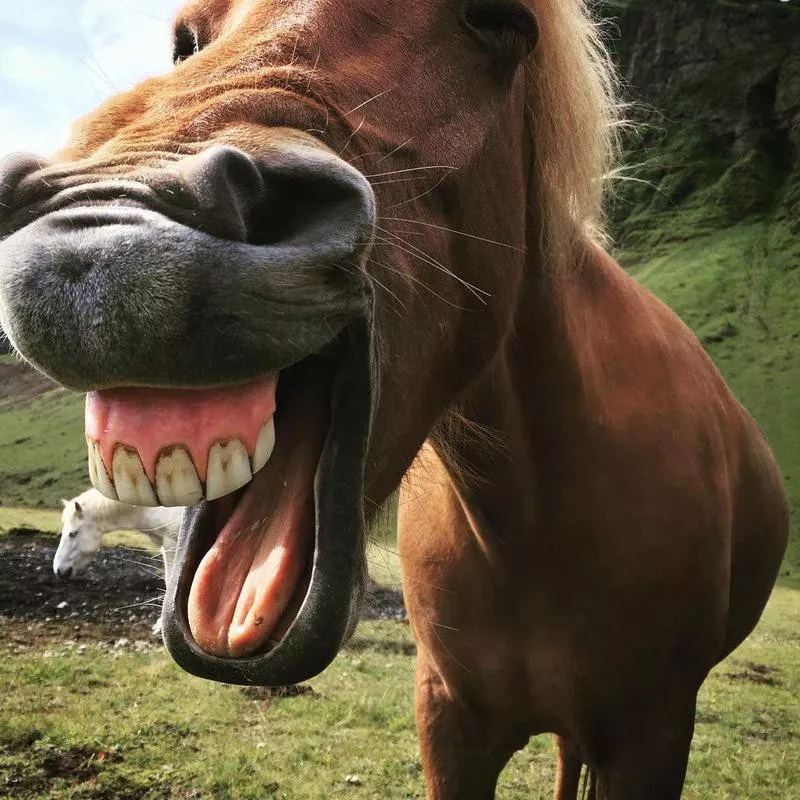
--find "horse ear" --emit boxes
[74,501,83,516]
[61,499,69,508]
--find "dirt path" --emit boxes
[0,530,406,648]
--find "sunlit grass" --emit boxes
[1,587,797,799]
[0,507,61,535]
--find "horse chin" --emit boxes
[160,320,372,686]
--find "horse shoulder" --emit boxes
[567,246,747,452]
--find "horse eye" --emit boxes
[461,0,539,63]
[68,530,79,539]
[173,25,201,64]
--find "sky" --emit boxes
[0,1,184,157]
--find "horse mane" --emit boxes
[68,487,123,524]
[527,0,620,269]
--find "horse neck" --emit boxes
[86,492,158,533]
[429,240,617,548]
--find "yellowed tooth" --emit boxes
[112,446,159,506]
[251,418,276,474]
[87,439,118,501]
[206,439,252,501]
[155,446,203,506]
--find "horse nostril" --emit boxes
[57,566,73,580]
[176,143,375,250]
[178,145,265,241]
[0,139,375,390]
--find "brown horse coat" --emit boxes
[0,1,788,797]
[400,243,788,796]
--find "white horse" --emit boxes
[54,488,182,581]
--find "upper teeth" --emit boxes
[252,419,275,474]
[112,447,159,506]
[88,440,118,501]
[155,446,204,506]
[206,439,252,502]
[86,418,276,507]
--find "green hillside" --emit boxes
[0,371,86,507]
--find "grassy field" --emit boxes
[1,588,797,799]
[0,217,798,796]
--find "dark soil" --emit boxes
[240,684,319,703]
[0,530,406,647]
[725,662,782,687]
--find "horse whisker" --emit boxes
[367,137,415,166]
[344,88,393,117]
[338,116,367,158]
[379,216,525,253]
[112,546,167,561]
[104,555,165,577]
[114,596,165,612]
[364,165,457,179]
[370,176,454,187]
[368,258,476,311]
[373,228,490,304]
[137,519,182,532]
[383,172,452,211]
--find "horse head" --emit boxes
[0,1,613,686]
[54,498,102,579]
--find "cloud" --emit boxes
[0,0,182,156]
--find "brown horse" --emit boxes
[0,1,788,797]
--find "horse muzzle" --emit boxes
[0,137,375,388]
[0,136,377,687]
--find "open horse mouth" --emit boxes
[0,138,375,686]
[159,325,373,685]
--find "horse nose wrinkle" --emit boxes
[176,145,265,241]
[0,153,50,231]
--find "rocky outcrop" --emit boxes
[602,0,800,247]
[609,0,800,146]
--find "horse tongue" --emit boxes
[187,400,320,659]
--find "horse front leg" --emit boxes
[590,687,697,800]
[414,650,521,800]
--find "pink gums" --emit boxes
[85,376,277,482]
